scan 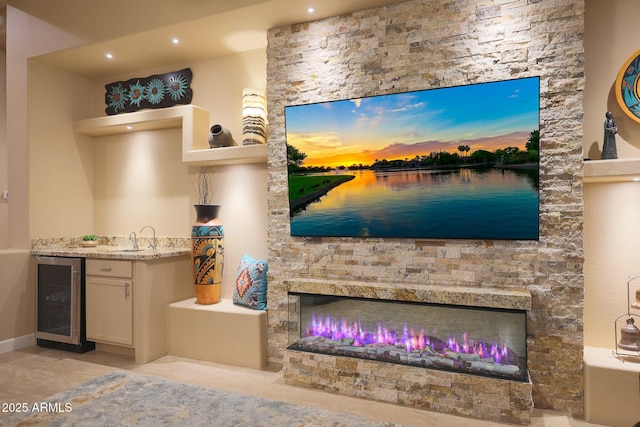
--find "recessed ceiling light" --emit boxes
[633,177,640,182]
[307,7,314,13]
[172,38,180,45]
[126,126,133,131]
[105,53,113,59]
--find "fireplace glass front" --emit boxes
[287,293,528,382]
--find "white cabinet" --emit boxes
[83,255,193,363]
[86,259,133,346]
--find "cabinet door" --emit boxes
[86,277,133,346]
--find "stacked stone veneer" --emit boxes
[266,0,585,422]
[284,350,533,424]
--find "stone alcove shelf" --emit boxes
[72,104,268,166]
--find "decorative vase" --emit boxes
[208,125,236,148]
[242,88,268,145]
[192,204,224,305]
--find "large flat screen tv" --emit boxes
[285,77,540,240]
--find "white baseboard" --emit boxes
[0,334,35,354]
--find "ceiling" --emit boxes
[4,0,407,79]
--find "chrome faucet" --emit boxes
[129,231,139,250]
[140,225,157,251]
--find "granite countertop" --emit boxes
[32,245,190,260]
[31,237,190,260]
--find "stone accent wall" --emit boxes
[284,350,534,425]
[266,0,585,417]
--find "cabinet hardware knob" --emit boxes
[99,267,112,272]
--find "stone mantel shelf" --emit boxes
[583,158,640,183]
[285,278,531,311]
[72,104,267,166]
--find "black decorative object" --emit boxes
[105,68,193,115]
[602,111,618,160]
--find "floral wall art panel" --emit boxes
[105,68,193,115]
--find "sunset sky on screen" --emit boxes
[285,77,539,168]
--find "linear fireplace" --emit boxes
[282,280,533,424]
[287,293,528,382]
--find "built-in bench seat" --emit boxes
[167,298,267,369]
[584,346,640,426]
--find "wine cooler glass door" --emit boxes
[36,257,81,345]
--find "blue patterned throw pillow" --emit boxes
[233,254,268,310]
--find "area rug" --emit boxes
[2,370,405,426]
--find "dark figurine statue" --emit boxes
[602,111,618,160]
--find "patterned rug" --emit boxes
[2,371,405,426]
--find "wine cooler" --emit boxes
[36,256,95,353]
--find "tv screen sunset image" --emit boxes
[285,77,540,240]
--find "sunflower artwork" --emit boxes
[105,68,193,115]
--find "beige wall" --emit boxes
[91,49,267,139]
[29,48,267,242]
[27,48,269,300]
[92,128,189,236]
[583,0,640,160]
[89,49,268,298]
[583,0,640,348]
[0,250,33,344]
[1,6,88,345]
[28,62,95,238]
[584,182,640,348]
[198,163,268,300]
[0,50,7,247]
[2,6,268,344]
[6,5,86,249]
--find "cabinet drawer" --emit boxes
[86,259,132,278]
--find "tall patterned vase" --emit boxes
[192,204,224,305]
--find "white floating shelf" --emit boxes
[183,144,268,166]
[584,158,640,183]
[73,104,204,137]
[72,105,267,166]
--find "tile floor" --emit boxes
[0,346,603,427]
